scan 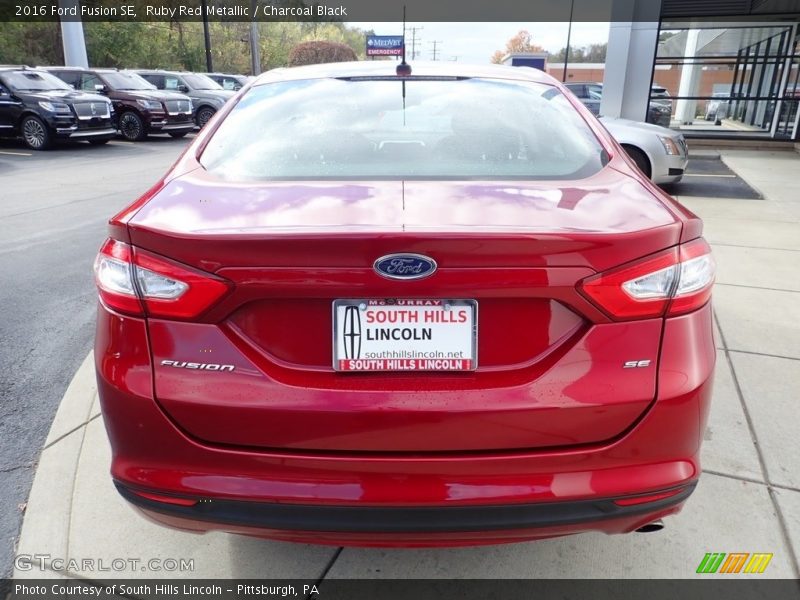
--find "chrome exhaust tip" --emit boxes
[635,520,665,533]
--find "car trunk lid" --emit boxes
[129,167,680,453]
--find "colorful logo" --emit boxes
[696,552,773,574]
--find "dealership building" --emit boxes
[591,0,800,141]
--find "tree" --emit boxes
[490,30,546,63]
[0,20,367,74]
[550,42,607,63]
[288,41,357,67]
[0,23,63,66]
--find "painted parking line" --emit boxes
[683,174,738,178]
[676,156,762,199]
[0,150,33,156]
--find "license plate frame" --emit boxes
[332,299,478,372]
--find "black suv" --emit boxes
[135,70,234,128]
[0,67,115,150]
[44,67,194,141]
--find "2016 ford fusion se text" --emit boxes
[93,61,716,546]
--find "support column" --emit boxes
[674,29,702,124]
[600,0,662,122]
[59,0,88,67]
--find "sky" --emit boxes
[349,22,611,64]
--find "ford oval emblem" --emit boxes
[374,254,437,280]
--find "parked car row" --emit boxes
[0,65,249,150]
[0,67,116,149]
[135,70,234,129]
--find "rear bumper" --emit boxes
[95,301,715,545]
[117,480,694,534]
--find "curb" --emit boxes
[717,151,767,200]
[13,352,98,579]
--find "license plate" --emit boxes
[333,300,477,372]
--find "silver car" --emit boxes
[600,117,688,185]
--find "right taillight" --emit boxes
[93,238,230,319]
[580,238,715,320]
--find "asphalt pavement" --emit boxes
[0,135,194,576]
[662,155,762,199]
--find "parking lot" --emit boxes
[0,135,196,577]
[2,135,799,583]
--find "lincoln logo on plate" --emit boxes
[374,254,437,280]
[342,305,362,359]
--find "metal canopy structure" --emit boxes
[662,0,800,18]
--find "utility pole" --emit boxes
[249,0,261,75]
[200,0,213,72]
[430,40,442,61]
[407,26,423,59]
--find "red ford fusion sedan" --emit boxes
[94,61,715,546]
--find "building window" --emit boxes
[653,22,800,140]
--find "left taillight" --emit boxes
[579,238,715,320]
[93,238,230,319]
[93,238,142,315]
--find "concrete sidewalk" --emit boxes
[13,149,800,580]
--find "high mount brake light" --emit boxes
[93,239,230,318]
[580,238,715,320]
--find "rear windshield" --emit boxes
[200,77,607,181]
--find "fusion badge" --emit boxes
[161,360,235,372]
